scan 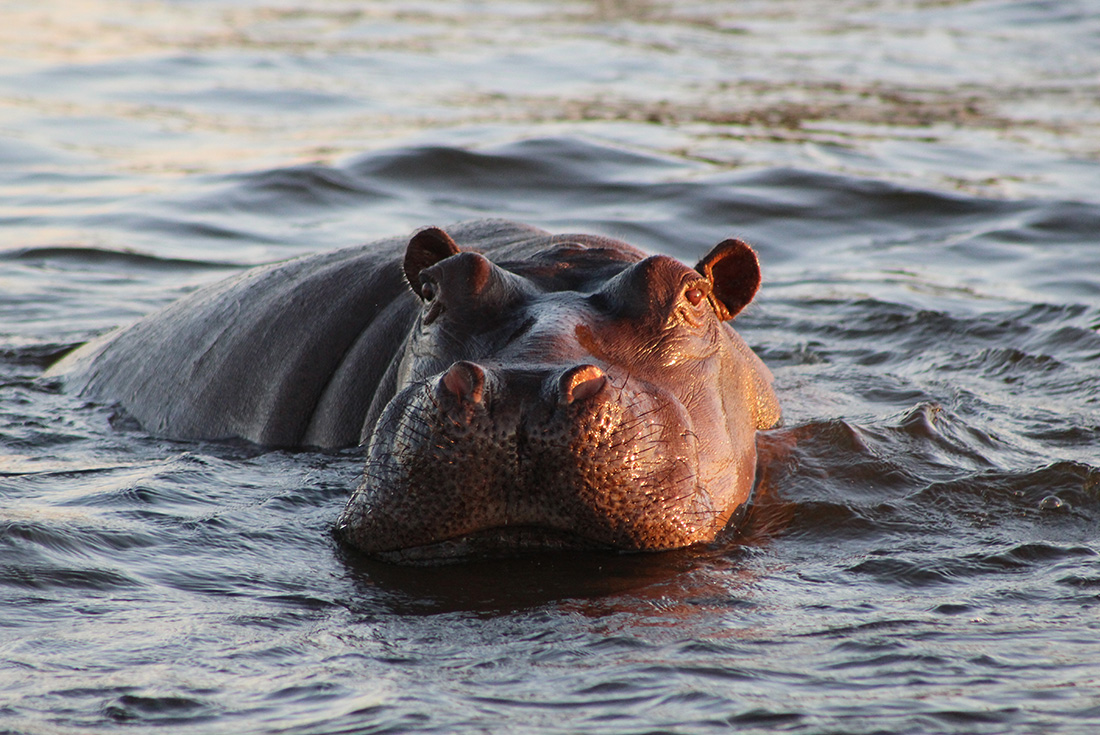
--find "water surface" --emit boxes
[2,1,1100,733]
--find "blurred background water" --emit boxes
[2,1,1100,733]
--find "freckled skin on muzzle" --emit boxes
[338,362,719,559]
[336,225,780,561]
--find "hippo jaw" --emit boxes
[336,364,731,562]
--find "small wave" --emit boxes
[914,461,1100,518]
[846,541,1099,589]
[735,166,1019,223]
[102,693,216,725]
[755,412,1100,549]
[0,341,79,368]
[957,347,1065,381]
[1,245,238,271]
[0,516,156,557]
[0,563,139,592]
[348,137,688,190]
[987,200,1100,245]
[985,541,1097,565]
[213,164,394,214]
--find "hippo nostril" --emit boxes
[443,361,485,404]
[560,364,607,405]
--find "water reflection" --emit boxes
[335,461,799,620]
[590,0,655,22]
[339,545,717,616]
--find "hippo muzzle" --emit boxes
[337,360,719,560]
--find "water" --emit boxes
[3,1,1100,733]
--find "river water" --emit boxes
[3,1,1100,733]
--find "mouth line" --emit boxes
[366,525,618,565]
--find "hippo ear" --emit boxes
[404,227,461,298]
[694,238,761,321]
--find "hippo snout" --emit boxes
[336,360,720,561]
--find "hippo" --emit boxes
[50,220,780,562]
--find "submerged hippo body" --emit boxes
[52,220,780,561]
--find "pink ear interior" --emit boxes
[403,227,461,297]
[693,238,761,321]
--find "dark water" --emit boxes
[3,2,1100,733]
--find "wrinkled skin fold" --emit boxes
[50,220,780,562]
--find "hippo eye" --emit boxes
[684,285,707,307]
[677,281,714,328]
[418,278,445,324]
[419,279,437,302]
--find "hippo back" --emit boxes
[51,220,559,447]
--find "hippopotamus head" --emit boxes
[337,227,780,562]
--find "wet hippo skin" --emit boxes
[51,220,780,562]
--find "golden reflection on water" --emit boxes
[3,0,191,64]
[4,0,1088,189]
[1,0,441,174]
